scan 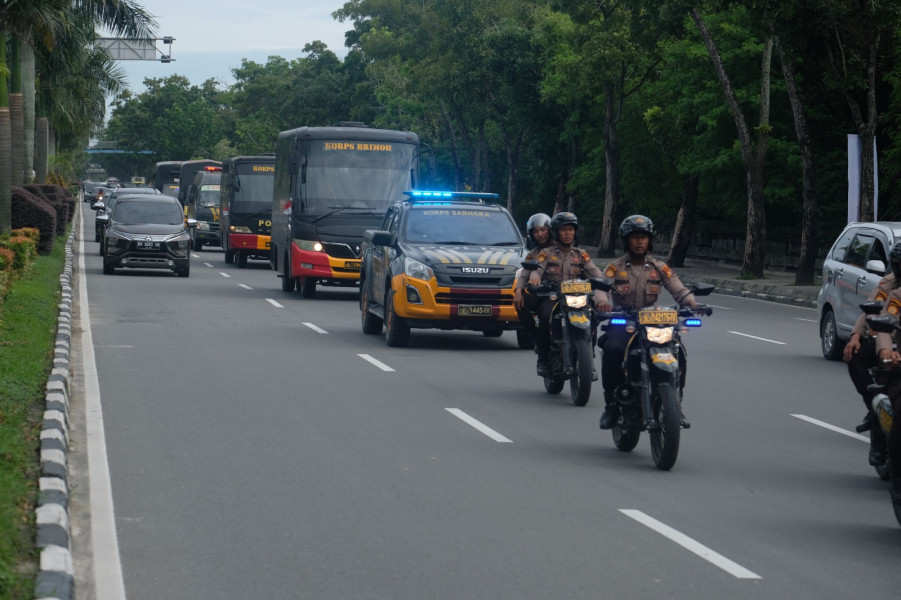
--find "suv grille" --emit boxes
[435,290,513,305]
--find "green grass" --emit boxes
[0,235,66,599]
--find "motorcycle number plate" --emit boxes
[458,305,493,316]
[638,310,678,325]
[560,280,591,294]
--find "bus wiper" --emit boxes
[312,206,376,223]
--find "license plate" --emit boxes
[560,280,591,294]
[638,310,678,325]
[136,241,159,250]
[458,305,493,316]
[344,260,361,270]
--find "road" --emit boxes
[70,204,899,600]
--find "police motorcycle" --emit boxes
[852,301,893,480]
[597,282,714,471]
[523,260,606,406]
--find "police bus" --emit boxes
[153,161,183,199]
[270,123,420,297]
[220,155,275,267]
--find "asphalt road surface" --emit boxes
[69,204,899,600]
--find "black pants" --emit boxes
[847,336,878,410]
[881,376,901,461]
[516,289,541,342]
[535,298,559,360]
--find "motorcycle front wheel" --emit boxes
[649,383,681,471]
[544,375,565,394]
[569,337,593,407]
[876,458,891,481]
[612,419,640,452]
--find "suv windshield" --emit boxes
[114,202,184,225]
[403,207,521,245]
[197,185,220,207]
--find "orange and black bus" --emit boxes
[270,123,420,297]
[220,155,275,267]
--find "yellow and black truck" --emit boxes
[180,159,222,251]
[359,190,529,347]
[220,155,275,267]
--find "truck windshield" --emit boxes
[404,208,521,246]
[197,185,220,207]
[232,173,273,214]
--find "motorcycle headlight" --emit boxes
[565,295,588,308]
[404,257,434,281]
[646,327,674,344]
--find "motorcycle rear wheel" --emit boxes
[569,337,593,407]
[649,383,681,471]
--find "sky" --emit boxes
[105,0,352,94]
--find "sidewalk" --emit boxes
[584,248,821,309]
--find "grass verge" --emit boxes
[0,234,66,599]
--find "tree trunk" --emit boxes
[774,36,818,285]
[691,9,769,278]
[0,33,10,235]
[851,39,880,221]
[35,117,49,183]
[10,37,24,186]
[22,41,35,183]
[439,100,464,191]
[598,84,620,258]
[667,174,699,267]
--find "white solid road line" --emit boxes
[619,509,762,579]
[791,414,869,442]
[357,353,396,372]
[445,408,513,443]
[78,230,128,599]
[728,331,787,345]
[304,322,328,334]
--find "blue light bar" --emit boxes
[683,318,702,327]
[405,190,500,202]
[610,317,628,326]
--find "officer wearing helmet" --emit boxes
[596,215,698,429]
[842,240,901,467]
[514,213,554,348]
[528,212,607,376]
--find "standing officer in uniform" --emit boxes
[596,215,699,429]
[843,241,901,467]
[514,213,554,349]
[529,212,607,376]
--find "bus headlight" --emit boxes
[231,225,251,233]
[404,257,433,281]
[298,239,324,252]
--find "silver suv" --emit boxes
[817,221,901,359]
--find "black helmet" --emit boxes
[890,241,901,280]
[619,214,655,252]
[526,213,552,247]
[550,212,579,245]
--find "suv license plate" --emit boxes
[458,305,493,317]
[136,241,159,250]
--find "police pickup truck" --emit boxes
[359,190,530,347]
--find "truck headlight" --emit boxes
[404,257,433,281]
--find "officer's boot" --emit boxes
[536,348,550,377]
[599,392,620,430]
[868,424,887,466]
[890,459,901,527]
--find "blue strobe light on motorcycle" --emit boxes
[683,318,702,327]
[610,317,628,326]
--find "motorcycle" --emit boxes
[857,302,892,481]
[524,261,606,406]
[597,282,714,471]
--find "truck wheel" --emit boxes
[225,249,235,264]
[360,283,383,334]
[281,252,296,292]
[385,288,410,347]
[301,277,316,298]
[237,251,247,268]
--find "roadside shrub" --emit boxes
[11,187,57,254]
[0,246,14,303]
[24,184,74,230]
[36,184,75,224]
[0,236,38,273]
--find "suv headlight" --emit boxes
[404,257,434,281]
[196,222,210,231]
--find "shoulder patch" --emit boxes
[605,265,617,278]
[888,297,901,316]
[661,265,674,278]
[876,289,889,302]
[537,251,547,261]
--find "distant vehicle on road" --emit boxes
[99,195,196,277]
[817,221,901,359]
[270,123,420,298]
[153,161,183,199]
[220,155,275,267]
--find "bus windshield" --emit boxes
[233,173,274,214]
[301,142,416,214]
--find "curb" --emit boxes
[34,210,77,600]
[679,275,818,309]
